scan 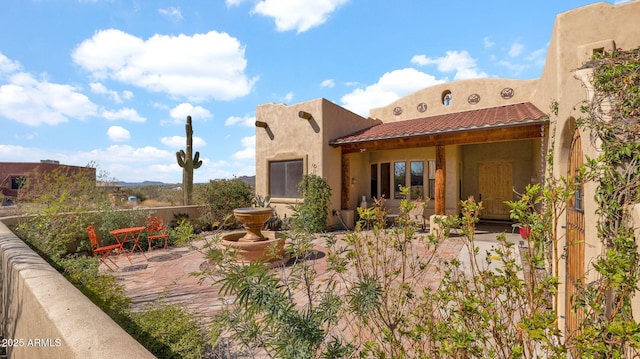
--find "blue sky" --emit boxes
[0,0,625,183]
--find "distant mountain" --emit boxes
[237,175,256,188]
[116,181,176,187]
[116,176,255,187]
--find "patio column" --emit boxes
[341,153,350,209]
[435,145,446,215]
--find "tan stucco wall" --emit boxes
[370,78,539,122]
[255,98,378,225]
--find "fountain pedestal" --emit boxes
[233,207,273,242]
[220,207,287,265]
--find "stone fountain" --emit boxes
[220,207,287,264]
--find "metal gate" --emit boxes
[565,130,585,339]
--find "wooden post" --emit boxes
[341,154,350,210]
[435,145,446,215]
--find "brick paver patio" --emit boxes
[103,223,522,355]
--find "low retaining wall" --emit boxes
[0,205,206,228]
[0,221,155,358]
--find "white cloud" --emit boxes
[341,68,443,117]
[411,50,488,80]
[72,29,257,102]
[0,143,243,183]
[0,52,22,75]
[169,103,213,123]
[161,135,207,149]
[240,135,255,148]
[90,82,133,103]
[158,7,183,22]
[497,60,529,76]
[509,42,525,57]
[225,115,255,127]
[526,47,547,66]
[0,71,98,126]
[0,143,180,183]
[282,91,294,103]
[232,135,255,160]
[251,0,349,33]
[232,147,256,160]
[483,37,495,49]
[320,79,335,88]
[107,126,131,142]
[101,107,146,122]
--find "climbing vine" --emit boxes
[572,47,640,356]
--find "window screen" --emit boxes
[269,160,303,198]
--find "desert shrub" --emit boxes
[96,207,151,246]
[15,165,108,259]
[170,219,197,247]
[195,178,253,228]
[130,301,206,359]
[290,174,332,233]
[209,228,348,358]
[59,255,132,321]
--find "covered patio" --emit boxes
[330,102,548,223]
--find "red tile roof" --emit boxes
[331,102,547,145]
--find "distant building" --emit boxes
[253,2,640,338]
[0,161,96,199]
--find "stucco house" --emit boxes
[254,1,640,337]
[0,161,96,200]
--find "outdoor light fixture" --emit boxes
[298,111,313,120]
[255,121,268,128]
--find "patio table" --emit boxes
[109,226,147,262]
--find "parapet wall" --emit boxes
[0,220,155,358]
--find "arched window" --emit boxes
[442,90,452,106]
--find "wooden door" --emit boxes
[478,162,513,220]
[566,130,585,339]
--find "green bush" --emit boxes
[97,207,150,246]
[195,178,253,229]
[290,174,332,233]
[130,301,206,359]
[15,165,108,259]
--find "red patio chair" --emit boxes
[145,216,169,251]
[88,225,120,271]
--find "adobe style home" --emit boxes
[0,161,96,200]
[254,2,640,337]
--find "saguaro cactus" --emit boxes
[176,115,202,205]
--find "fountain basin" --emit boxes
[221,231,287,265]
[233,207,273,242]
